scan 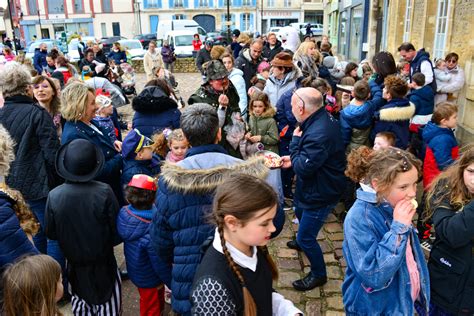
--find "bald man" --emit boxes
[282,87,346,291]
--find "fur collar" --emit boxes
[250,105,276,118]
[132,86,178,113]
[379,101,416,121]
[160,156,269,194]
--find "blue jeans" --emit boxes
[295,203,336,278]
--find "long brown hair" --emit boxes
[32,75,61,116]
[425,145,474,219]
[212,174,278,316]
[3,255,63,316]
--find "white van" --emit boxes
[157,20,207,42]
[164,30,195,58]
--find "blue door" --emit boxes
[150,15,159,34]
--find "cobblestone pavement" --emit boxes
[61,72,347,315]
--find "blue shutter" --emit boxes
[209,0,214,7]
[231,13,236,29]
[150,15,159,33]
[144,0,148,8]
[218,0,223,7]
[249,13,254,31]
[169,0,174,8]
[183,0,189,6]
[240,14,244,30]
[251,0,256,5]
[234,0,241,7]
[172,15,176,19]
[194,0,199,7]
[88,23,94,36]
[158,0,162,8]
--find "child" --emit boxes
[408,73,435,133]
[397,60,410,83]
[191,174,302,315]
[343,147,429,314]
[3,255,63,316]
[434,59,452,92]
[248,61,270,96]
[246,92,279,154]
[92,91,117,145]
[45,139,122,314]
[371,75,415,149]
[117,174,171,316]
[165,129,189,163]
[340,80,385,154]
[373,131,396,151]
[424,146,474,315]
[121,129,161,186]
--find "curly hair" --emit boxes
[0,125,15,177]
[0,62,32,98]
[384,74,408,99]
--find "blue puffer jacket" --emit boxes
[407,85,434,116]
[121,155,161,186]
[275,80,301,156]
[371,98,415,149]
[0,191,39,271]
[117,205,171,288]
[289,107,346,210]
[150,144,284,315]
[132,86,181,138]
[343,188,430,315]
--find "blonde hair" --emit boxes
[151,128,188,157]
[294,41,316,60]
[167,128,187,147]
[60,82,95,121]
[0,124,15,177]
[3,255,63,316]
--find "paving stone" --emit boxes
[304,266,311,274]
[326,213,338,223]
[277,258,302,270]
[317,230,326,240]
[277,248,298,259]
[277,271,301,288]
[332,240,343,250]
[324,222,343,233]
[327,266,343,279]
[302,253,310,267]
[326,296,344,311]
[322,279,343,294]
[339,258,347,268]
[305,300,323,316]
[305,287,321,298]
[326,311,346,316]
[334,202,346,215]
[271,238,293,248]
[320,240,333,253]
[277,289,301,304]
[334,249,344,259]
[279,226,295,238]
[292,223,299,231]
[328,232,344,241]
[323,253,338,264]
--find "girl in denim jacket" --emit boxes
[342,146,430,315]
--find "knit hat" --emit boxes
[204,60,229,82]
[271,52,294,68]
[257,61,271,73]
[322,56,336,69]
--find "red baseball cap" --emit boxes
[128,174,157,191]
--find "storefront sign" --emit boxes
[262,10,300,19]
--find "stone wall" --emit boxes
[130,58,198,73]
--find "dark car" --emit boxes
[134,33,157,50]
[206,31,231,46]
[99,36,127,53]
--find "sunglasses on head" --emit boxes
[293,88,305,111]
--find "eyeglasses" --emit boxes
[293,89,305,111]
[446,59,457,64]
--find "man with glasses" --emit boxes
[235,39,264,91]
[398,42,437,93]
[435,52,465,105]
[281,87,346,291]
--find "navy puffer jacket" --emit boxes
[132,86,181,138]
[117,205,171,288]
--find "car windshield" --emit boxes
[175,35,194,47]
[120,41,142,49]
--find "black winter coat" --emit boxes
[262,40,283,62]
[235,48,263,91]
[428,194,474,315]
[45,181,121,305]
[195,48,211,74]
[0,95,61,200]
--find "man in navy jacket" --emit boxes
[282,87,346,291]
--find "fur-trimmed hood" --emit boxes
[379,99,415,121]
[249,104,276,118]
[160,156,269,195]
[132,86,178,113]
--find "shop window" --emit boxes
[48,0,64,13]
[266,0,274,7]
[73,0,84,13]
[433,0,450,59]
[102,0,113,13]
[241,13,250,30]
[148,0,161,7]
[174,14,186,19]
[403,0,412,42]
[28,0,38,14]
[101,23,107,37]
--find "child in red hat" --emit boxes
[117,174,170,316]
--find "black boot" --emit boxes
[292,273,327,291]
[286,240,302,251]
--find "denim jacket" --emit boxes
[342,188,430,315]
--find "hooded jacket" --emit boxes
[117,205,171,288]
[132,85,181,138]
[235,48,263,91]
[264,67,303,108]
[275,82,300,156]
[248,106,279,154]
[408,85,434,117]
[371,98,416,149]
[150,144,284,315]
[421,121,459,188]
[33,48,47,74]
[228,68,248,118]
[262,40,283,62]
[121,154,161,186]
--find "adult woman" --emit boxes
[368,51,397,105]
[61,82,124,205]
[264,52,303,108]
[344,62,359,81]
[192,34,202,58]
[161,40,175,73]
[144,41,164,82]
[222,52,248,119]
[0,63,60,254]
[132,78,181,138]
[2,47,15,62]
[293,41,320,79]
[107,42,127,65]
[435,52,465,105]
[425,146,474,315]
[32,75,63,137]
[52,56,76,87]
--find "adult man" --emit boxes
[33,42,48,74]
[398,42,436,93]
[151,103,284,315]
[281,87,346,291]
[195,39,213,77]
[235,39,264,91]
[262,32,283,62]
[230,29,242,58]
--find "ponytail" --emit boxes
[151,132,169,158]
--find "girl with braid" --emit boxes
[190,174,302,316]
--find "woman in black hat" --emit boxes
[60,82,125,205]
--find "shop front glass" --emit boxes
[349,5,362,62]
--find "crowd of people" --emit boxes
[0,27,472,316]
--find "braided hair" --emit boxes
[212,174,278,316]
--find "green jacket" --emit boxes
[248,106,279,154]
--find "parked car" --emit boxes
[25,39,62,59]
[66,36,98,62]
[99,36,127,53]
[118,39,145,60]
[134,33,157,50]
[166,30,195,58]
[206,31,230,46]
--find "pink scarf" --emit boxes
[166,151,185,163]
[405,237,421,302]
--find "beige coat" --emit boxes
[144,49,164,81]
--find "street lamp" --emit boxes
[226,0,230,40]
[7,0,18,53]
[135,0,143,35]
